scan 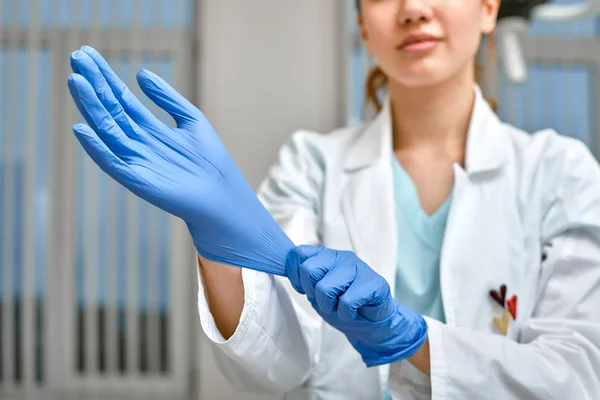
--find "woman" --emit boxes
[67,0,600,398]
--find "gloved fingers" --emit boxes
[336,264,364,321]
[337,265,391,322]
[136,68,203,130]
[71,50,147,139]
[68,73,134,159]
[285,245,324,294]
[314,257,356,314]
[357,301,396,322]
[285,248,305,294]
[79,46,165,132]
[72,123,134,185]
[298,247,337,301]
[294,245,325,263]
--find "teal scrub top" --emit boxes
[392,155,450,323]
[384,156,452,400]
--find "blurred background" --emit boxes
[0,0,598,399]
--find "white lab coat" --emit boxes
[196,87,600,399]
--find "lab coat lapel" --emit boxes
[439,88,514,328]
[340,99,397,400]
[340,100,398,291]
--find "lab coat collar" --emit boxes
[343,85,510,174]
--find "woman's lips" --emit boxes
[397,33,443,54]
[399,39,440,53]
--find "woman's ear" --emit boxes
[481,0,501,34]
[356,14,368,42]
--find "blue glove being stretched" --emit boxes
[68,46,293,276]
[286,245,428,367]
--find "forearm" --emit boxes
[198,255,244,339]
[407,337,430,376]
[197,255,317,394]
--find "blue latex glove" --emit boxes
[286,245,428,367]
[68,46,293,276]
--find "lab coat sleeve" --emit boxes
[414,141,600,399]
[196,130,326,394]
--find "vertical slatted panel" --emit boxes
[84,0,102,380]
[136,52,150,374]
[99,2,117,379]
[156,57,178,377]
[126,0,142,375]
[84,122,99,379]
[155,59,167,375]
[112,56,130,378]
[125,152,140,377]
[498,60,596,151]
[45,24,68,395]
[22,0,41,386]
[170,37,193,389]
[0,22,7,390]
[147,55,171,375]
[139,54,152,375]
[35,46,51,387]
[36,2,48,388]
[160,59,174,376]
[63,0,83,386]
[174,8,194,356]
[2,13,17,389]
[13,45,24,389]
[147,57,162,373]
[62,65,78,388]
[104,72,119,375]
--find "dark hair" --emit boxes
[355,0,498,116]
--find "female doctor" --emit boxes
[66,0,600,398]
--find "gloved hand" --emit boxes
[68,46,293,276]
[286,245,428,367]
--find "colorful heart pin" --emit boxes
[507,295,518,320]
[489,284,507,308]
[493,311,511,336]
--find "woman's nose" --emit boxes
[397,0,433,25]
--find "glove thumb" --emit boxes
[358,298,397,322]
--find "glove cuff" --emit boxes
[362,314,429,368]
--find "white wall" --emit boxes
[195,1,347,399]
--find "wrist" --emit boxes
[408,336,431,376]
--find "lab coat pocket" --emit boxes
[497,254,542,341]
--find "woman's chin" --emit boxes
[389,63,462,89]
[392,72,448,89]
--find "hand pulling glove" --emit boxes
[286,245,428,367]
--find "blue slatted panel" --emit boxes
[35,49,51,306]
[0,47,34,301]
[26,0,193,28]
[498,63,595,148]
[72,54,176,313]
[498,1,597,151]
[1,0,190,335]
[0,34,52,384]
[0,48,6,302]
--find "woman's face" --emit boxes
[357,0,499,87]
